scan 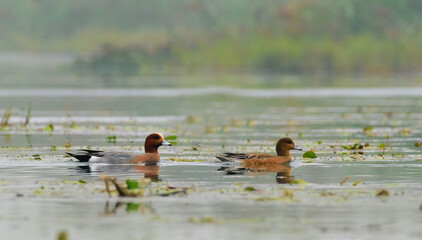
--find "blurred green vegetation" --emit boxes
[2,0,422,75]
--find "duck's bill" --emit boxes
[161,140,172,146]
[293,146,302,151]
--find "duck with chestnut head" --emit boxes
[66,133,172,164]
[215,137,302,166]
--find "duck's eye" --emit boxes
[154,135,160,140]
[286,140,293,144]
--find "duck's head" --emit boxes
[144,133,172,153]
[276,137,302,156]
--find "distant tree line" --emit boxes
[3,0,422,75]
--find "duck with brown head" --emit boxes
[66,133,172,164]
[215,137,302,166]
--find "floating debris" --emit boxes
[363,126,373,136]
[399,128,411,136]
[188,216,218,224]
[376,189,389,196]
[351,180,362,186]
[100,175,187,197]
[339,176,350,185]
[57,231,68,240]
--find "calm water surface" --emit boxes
[0,88,422,240]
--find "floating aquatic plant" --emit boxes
[186,115,200,124]
[188,216,218,224]
[244,186,257,191]
[126,179,139,190]
[57,231,68,240]
[168,157,203,162]
[303,150,317,158]
[44,123,54,132]
[290,178,307,185]
[166,135,177,145]
[105,135,116,143]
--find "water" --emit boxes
[1,88,422,240]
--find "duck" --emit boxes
[66,133,172,164]
[215,137,301,166]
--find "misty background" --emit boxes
[1,0,422,88]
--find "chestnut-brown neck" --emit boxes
[145,142,159,153]
[276,144,291,156]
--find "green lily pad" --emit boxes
[106,136,116,143]
[166,135,178,140]
[244,186,256,191]
[303,151,317,158]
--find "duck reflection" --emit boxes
[133,164,160,182]
[74,164,161,182]
[218,163,294,184]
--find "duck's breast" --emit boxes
[133,153,160,164]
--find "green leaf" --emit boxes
[105,135,116,143]
[303,151,317,158]
[78,179,86,184]
[166,135,178,140]
[126,179,139,190]
[378,143,386,148]
[244,186,256,191]
[44,123,54,132]
[290,178,307,185]
[168,141,177,146]
[352,143,360,150]
[126,202,139,212]
[342,145,350,150]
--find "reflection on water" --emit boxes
[75,164,161,182]
[1,89,422,240]
[103,201,155,215]
[218,164,294,184]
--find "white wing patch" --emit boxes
[89,156,101,163]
